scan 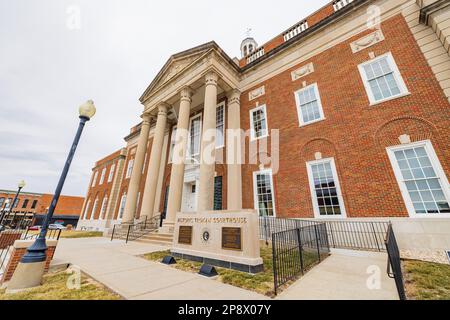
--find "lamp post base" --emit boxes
[5,261,46,293]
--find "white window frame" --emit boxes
[187,114,202,160]
[108,163,115,183]
[142,153,147,174]
[249,104,269,141]
[90,198,99,220]
[216,101,226,149]
[99,196,108,220]
[253,169,277,217]
[83,200,91,220]
[168,126,177,164]
[126,159,134,179]
[294,83,326,127]
[358,52,409,106]
[118,193,127,220]
[99,168,106,185]
[387,140,450,218]
[91,171,98,187]
[306,158,347,219]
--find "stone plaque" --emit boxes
[178,226,193,245]
[222,227,242,251]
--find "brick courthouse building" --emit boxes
[78,0,450,235]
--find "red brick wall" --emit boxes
[240,14,450,219]
[82,150,125,220]
[38,194,84,216]
[1,244,57,283]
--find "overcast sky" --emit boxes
[0,0,329,196]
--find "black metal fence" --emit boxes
[260,217,389,252]
[385,224,406,300]
[272,223,330,295]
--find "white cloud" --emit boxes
[0,0,329,196]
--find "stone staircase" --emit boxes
[135,230,173,246]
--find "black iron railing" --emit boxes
[385,224,406,300]
[260,217,389,252]
[272,223,330,295]
[111,215,162,243]
[22,228,62,241]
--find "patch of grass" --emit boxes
[59,231,104,239]
[0,270,122,300]
[27,230,103,239]
[143,246,326,297]
[403,260,450,300]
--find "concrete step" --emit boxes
[135,238,173,246]
[141,233,173,239]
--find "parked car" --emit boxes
[49,224,66,230]
[28,225,41,231]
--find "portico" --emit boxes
[121,42,243,233]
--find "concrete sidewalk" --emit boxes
[54,237,268,300]
[277,249,399,300]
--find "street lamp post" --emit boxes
[10,180,26,228]
[6,100,96,292]
[0,199,11,226]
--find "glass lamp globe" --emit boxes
[18,180,26,189]
[79,100,96,119]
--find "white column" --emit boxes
[226,89,243,210]
[164,87,194,230]
[122,114,152,223]
[140,103,168,219]
[198,71,219,212]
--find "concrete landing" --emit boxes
[277,249,399,300]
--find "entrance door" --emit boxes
[183,182,197,212]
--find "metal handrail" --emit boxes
[111,215,161,243]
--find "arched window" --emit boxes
[119,193,127,220]
[90,198,99,220]
[83,200,91,220]
[100,196,108,220]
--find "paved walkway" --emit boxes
[54,238,398,300]
[54,237,267,300]
[277,249,399,300]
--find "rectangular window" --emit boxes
[387,141,450,217]
[358,52,408,105]
[126,159,134,179]
[119,194,127,219]
[169,126,177,163]
[31,200,38,209]
[108,163,115,183]
[216,102,225,148]
[214,176,223,211]
[0,197,4,207]
[5,198,12,209]
[250,105,268,140]
[307,158,346,218]
[253,170,276,217]
[188,115,202,161]
[294,83,325,126]
[13,198,19,208]
[142,153,147,174]
[99,168,106,185]
[91,171,98,187]
[22,199,29,209]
